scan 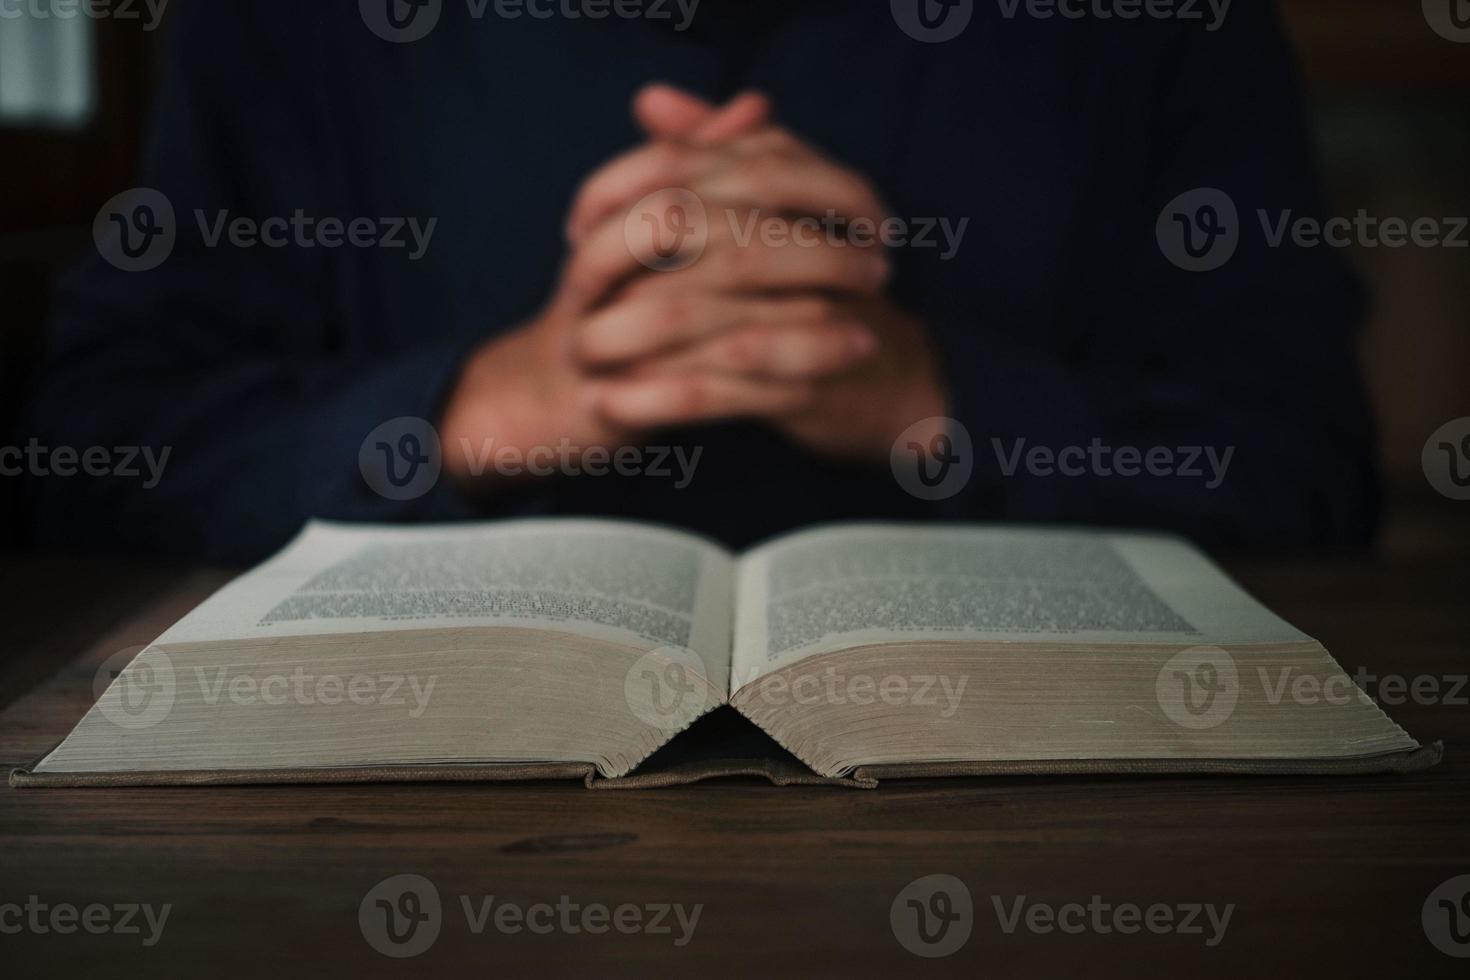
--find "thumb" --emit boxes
[633,83,770,146]
[632,83,718,138]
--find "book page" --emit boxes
[155,519,734,689]
[731,523,1308,685]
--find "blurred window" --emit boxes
[0,9,95,128]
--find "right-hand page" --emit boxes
[731,523,1309,688]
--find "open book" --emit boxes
[13,520,1439,789]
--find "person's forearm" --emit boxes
[26,331,510,563]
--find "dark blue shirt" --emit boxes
[26,0,1377,562]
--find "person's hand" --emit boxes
[584,285,948,461]
[440,218,897,479]
[566,84,949,462]
[441,84,950,481]
[440,89,847,479]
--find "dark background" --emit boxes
[2,0,1467,553]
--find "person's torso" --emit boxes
[276,2,1172,546]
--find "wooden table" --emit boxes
[3,509,1468,978]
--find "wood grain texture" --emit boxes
[2,513,1468,978]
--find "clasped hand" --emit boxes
[441,84,949,480]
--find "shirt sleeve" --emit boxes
[24,3,537,563]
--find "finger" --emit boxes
[632,83,717,138]
[566,141,698,245]
[566,128,795,244]
[634,321,878,381]
[570,139,883,250]
[594,373,816,429]
[566,201,889,307]
[576,293,865,368]
[633,84,771,146]
[694,154,887,230]
[687,91,770,145]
